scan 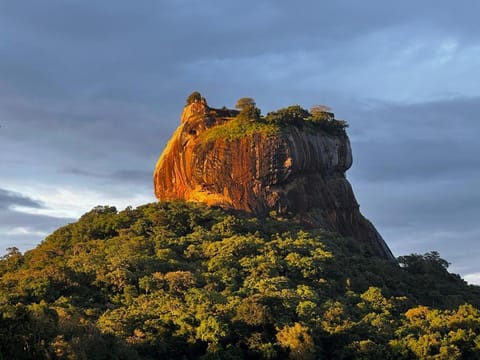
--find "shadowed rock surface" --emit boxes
[154,98,394,259]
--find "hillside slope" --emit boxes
[1,202,479,359]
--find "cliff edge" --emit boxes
[154,94,394,260]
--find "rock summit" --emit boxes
[154,93,394,259]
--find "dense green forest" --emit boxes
[1,201,479,359]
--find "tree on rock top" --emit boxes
[235,97,256,111]
[186,91,202,105]
[235,97,261,121]
[309,104,334,123]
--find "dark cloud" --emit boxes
[0,208,72,232]
[0,96,170,186]
[341,97,480,274]
[1,1,479,103]
[0,189,74,253]
[0,188,44,210]
[64,167,153,184]
[348,96,480,182]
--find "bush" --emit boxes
[265,105,310,125]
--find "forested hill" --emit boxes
[1,201,480,359]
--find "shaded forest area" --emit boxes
[1,201,479,359]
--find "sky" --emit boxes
[1,1,479,284]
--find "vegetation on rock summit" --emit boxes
[196,94,349,144]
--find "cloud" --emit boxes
[6,227,48,237]
[0,188,74,253]
[0,185,152,254]
[464,273,480,286]
[348,96,480,183]
[1,1,479,105]
[340,97,480,276]
[0,188,44,210]
[0,95,169,191]
[64,167,153,184]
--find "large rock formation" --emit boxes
[154,96,394,260]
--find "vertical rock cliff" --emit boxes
[154,97,394,260]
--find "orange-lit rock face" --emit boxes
[154,102,394,259]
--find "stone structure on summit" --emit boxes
[153,93,394,260]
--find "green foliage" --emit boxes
[314,118,349,135]
[235,97,256,111]
[276,322,316,359]
[0,201,479,359]
[235,97,261,122]
[264,104,348,134]
[198,101,351,145]
[389,304,480,359]
[198,117,280,144]
[310,104,331,114]
[309,105,334,123]
[265,105,311,125]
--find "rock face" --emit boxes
[154,99,394,260]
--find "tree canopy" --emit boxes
[235,97,256,111]
[235,97,261,122]
[0,201,479,359]
[186,91,202,105]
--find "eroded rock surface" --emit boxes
[154,100,394,259]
